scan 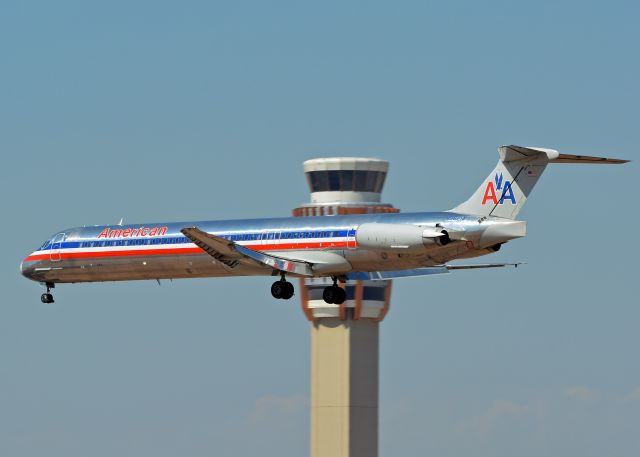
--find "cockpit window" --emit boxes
[39,239,51,250]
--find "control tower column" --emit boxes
[293,158,398,457]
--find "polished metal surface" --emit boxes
[21,211,496,284]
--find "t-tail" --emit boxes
[450,145,629,220]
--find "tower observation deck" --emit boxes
[293,157,398,217]
[293,157,398,457]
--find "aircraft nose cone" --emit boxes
[20,257,36,280]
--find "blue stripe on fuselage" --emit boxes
[39,229,355,251]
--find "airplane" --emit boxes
[20,145,628,304]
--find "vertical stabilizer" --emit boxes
[450,146,553,219]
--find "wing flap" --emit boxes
[233,243,314,276]
[181,227,314,276]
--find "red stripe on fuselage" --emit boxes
[23,241,353,262]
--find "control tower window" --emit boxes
[341,170,354,190]
[354,171,368,191]
[328,171,341,190]
[306,170,387,193]
[374,171,386,193]
[365,171,378,192]
[308,171,329,192]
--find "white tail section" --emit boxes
[450,145,628,220]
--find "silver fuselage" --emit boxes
[20,211,525,284]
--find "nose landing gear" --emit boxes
[322,277,346,305]
[271,273,294,300]
[41,282,55,304]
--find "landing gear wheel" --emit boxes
[322,285,346,304]
[333,286,346,304]
[271,280,295,300]
[322,286,334,304]
[281,281,294,300]
[41,282,55,303]
[271,281,285,299]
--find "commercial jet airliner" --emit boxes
[21,146,627,304]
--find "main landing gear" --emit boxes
[322,277,346,305]
[269,273,346,305]
[41,282,55,304]
[271,273,294,300]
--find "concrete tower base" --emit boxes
[311,317,379,457]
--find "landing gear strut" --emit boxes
[271,273,294,300]
[323,277,346,305]
[41,282,55,304]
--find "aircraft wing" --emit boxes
[346,263,522,280]
[181,227,314,276]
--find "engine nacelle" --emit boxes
[356,223,450,253]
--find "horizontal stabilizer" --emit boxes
[346,262,522,280]
[347,267,450,280]
[446,262,524,270]
[499,145,629,164]
[550,153,629,164]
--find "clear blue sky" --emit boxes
[1,1,638,456]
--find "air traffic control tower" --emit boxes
[293,157,399,457]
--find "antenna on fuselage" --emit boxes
[118,217,124,226]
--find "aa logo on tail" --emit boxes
[481,173,516,205]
